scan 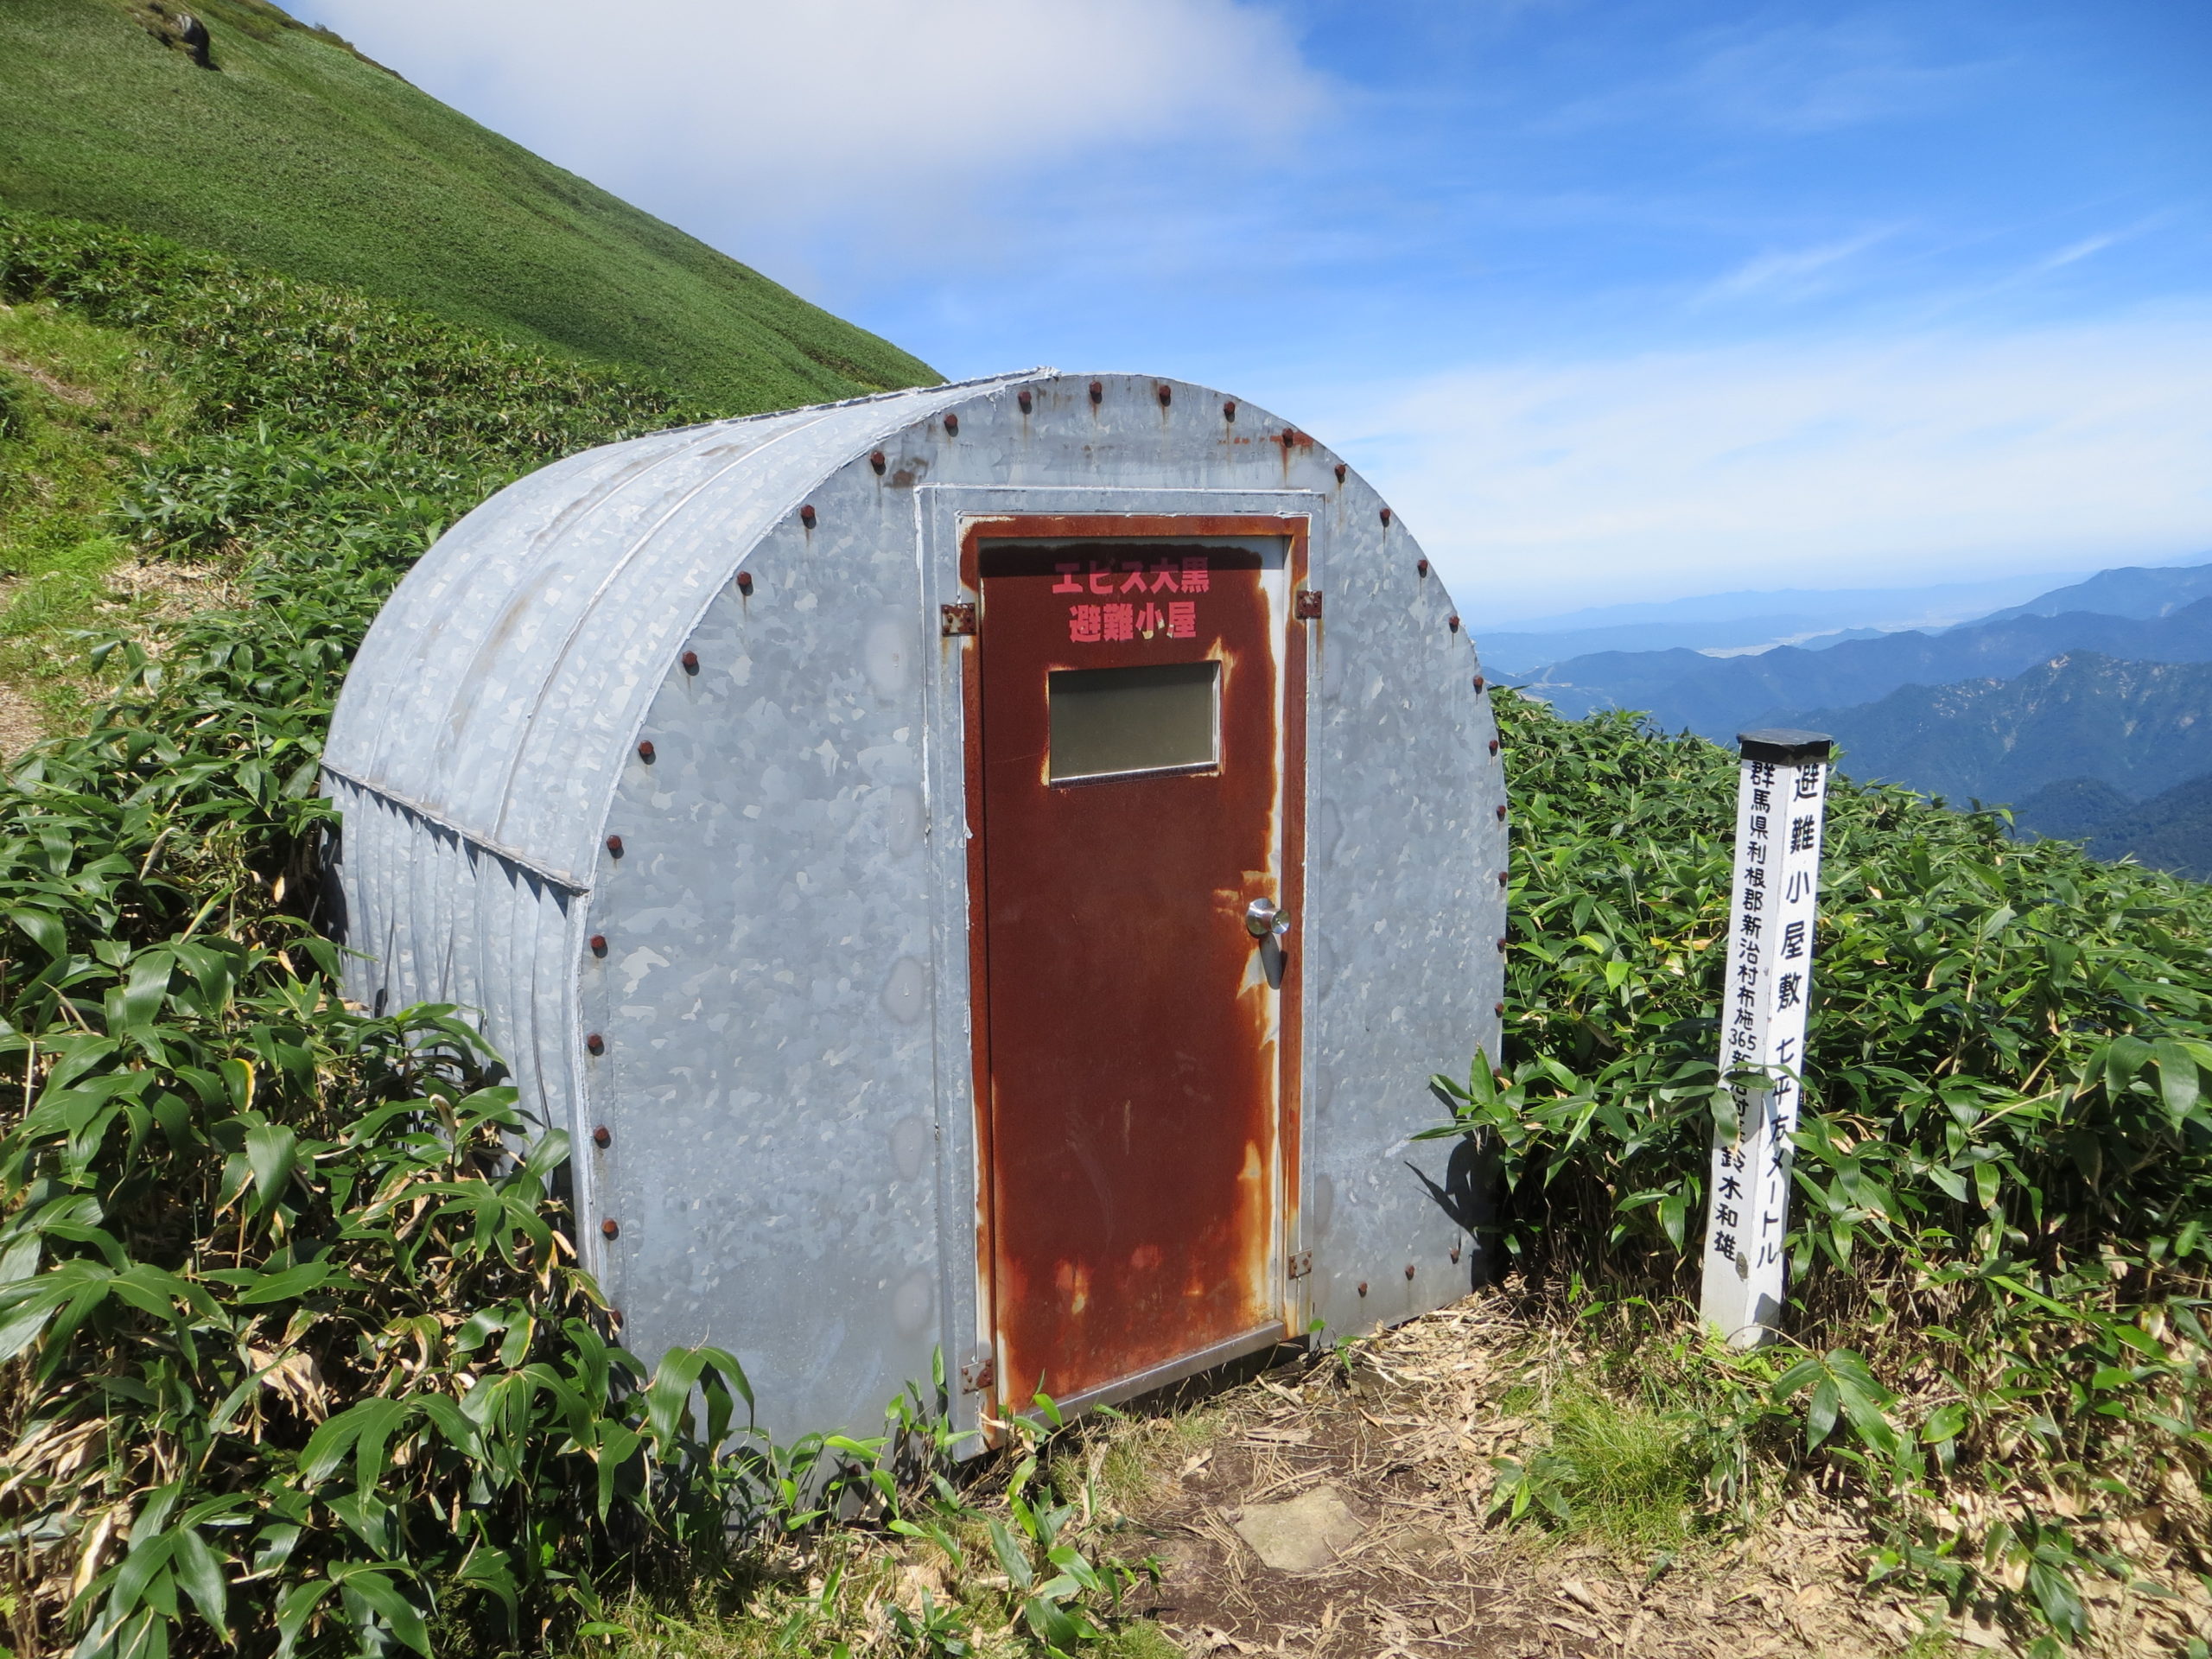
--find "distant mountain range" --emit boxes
[1971,563,2212,626]
[1495,558,2212,882]
[1483,617,1882,672]
[1798,652,2212,804]
[2082,774,2212,880]
[1478,570,2081,671]
[1519,594,2212,742]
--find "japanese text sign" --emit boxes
[1699,729,1833,1348]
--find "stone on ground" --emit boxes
[1230,1484,1366,1572]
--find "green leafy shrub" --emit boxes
[1435,696,2212,1649]
[0,210,747,1657]
[1,997,756,1658]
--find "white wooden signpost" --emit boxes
[1699,728,1834,1348]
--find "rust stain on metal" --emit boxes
[960,513,1306,1415]
[871,449,887,474]
[1017,390,1033,414]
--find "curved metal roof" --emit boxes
[322,371,1049,889]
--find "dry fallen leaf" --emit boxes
[1559,1579,1605,1616]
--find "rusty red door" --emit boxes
[971,526,1301,1410]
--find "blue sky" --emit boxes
[313,0,2212,620]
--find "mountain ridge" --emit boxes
[1803,652,2212,805]
[1525,591,2212,741]
[0,0,938,411]
[1974,561,2212,627]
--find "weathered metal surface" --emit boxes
[973,531,1292,1410]
[325,374,1047,885]
[325,374,1507,1452]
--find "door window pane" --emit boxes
[1048,661,1218,783]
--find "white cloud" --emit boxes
[1290,309,2212,620]
[1682,18,1990,133]
[1543,16,1992,138]
[1701,229,1893,302]
[307,0,1325,279]
[2039,233,2122,271]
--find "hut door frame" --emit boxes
[930,500,1314,1440]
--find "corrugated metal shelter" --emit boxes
[322,370,1506,1449]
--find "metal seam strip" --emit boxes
[321,763,590,893]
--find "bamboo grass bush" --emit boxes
[1437,695,2212,1652]
[0,211,790,1659]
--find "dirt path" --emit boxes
[1090,1294,2096,1657]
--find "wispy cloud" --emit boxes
[2027,219,2172,276]
[2039,232,2122,270]
[1682,17,1996,133]
[1290,308,2212,619]
[1544,16,1994,137]
[1701,229,1895,302]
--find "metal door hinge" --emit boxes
[958,1355,995,1394]
[1287,1250,1313,1279]
[941,602,978,637]
[1294,589,1323,620]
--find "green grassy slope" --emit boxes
[0,0,938,411]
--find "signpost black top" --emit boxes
[1736,728,1834,764]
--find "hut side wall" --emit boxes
[1302,491,1504,1334]
[581,502,944,1440]
[329,373,1506,1450]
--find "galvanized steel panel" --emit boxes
[327,372,1505,1450]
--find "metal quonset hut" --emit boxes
[321,369,1506,1448]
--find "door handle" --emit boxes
[1245,897,1291,939]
